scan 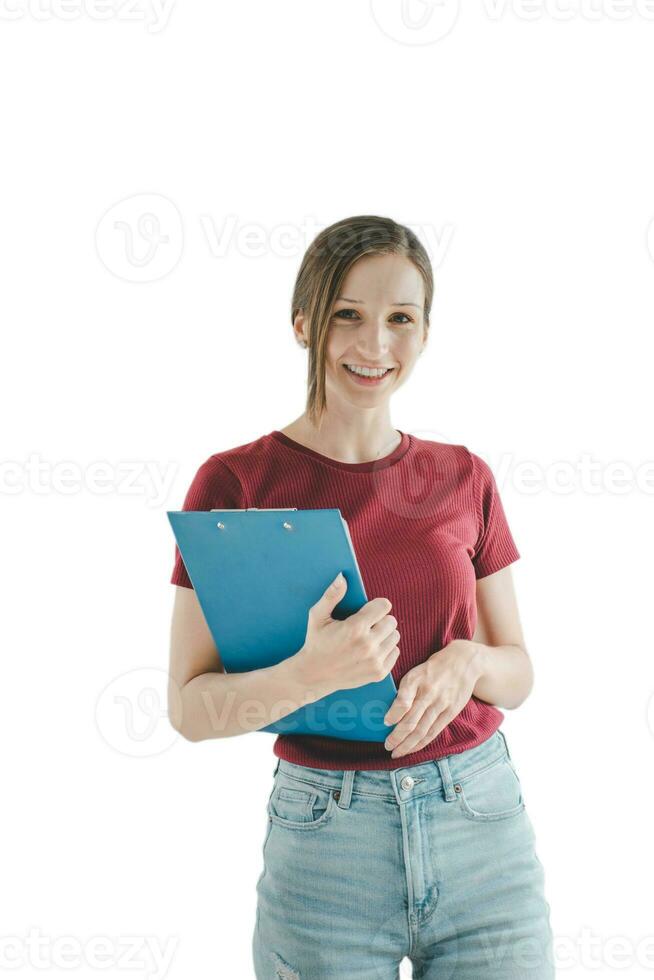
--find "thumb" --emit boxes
[313,571,347,621]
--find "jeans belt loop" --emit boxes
[336,769,355,809]
[435,756,457,801]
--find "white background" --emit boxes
[2,1,653,977]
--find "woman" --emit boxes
[168,215,555,978]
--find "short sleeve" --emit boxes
[469,451,520,579]
[170,456,244,589]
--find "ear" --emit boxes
[292,309,308,347]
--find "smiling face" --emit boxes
[322,252,427,407]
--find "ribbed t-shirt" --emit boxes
[170,429,521,770]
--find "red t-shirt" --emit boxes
[170,429,521,770]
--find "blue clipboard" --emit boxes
[167,507,398,742]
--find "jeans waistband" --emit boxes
[273,729,514,808]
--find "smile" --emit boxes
[343,364,395,386]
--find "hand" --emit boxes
[294,572,402,697]
[383,640,483,758]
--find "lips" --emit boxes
[342,364,395,385]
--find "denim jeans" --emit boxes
[252,728,554,979]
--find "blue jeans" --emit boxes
[253,728,554,979]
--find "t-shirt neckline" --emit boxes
[269,429,412,472]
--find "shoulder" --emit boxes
[197,431,273,478]
[180,433,272,509]
[408,435,503,501]
[408,432,476,476]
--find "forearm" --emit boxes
[174,652,331,742]
[469,640,534,709]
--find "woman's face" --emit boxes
[324,252,427,406]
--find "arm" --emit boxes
[383,565,533,757]
[469,564,533,709]
[167,586,329,743]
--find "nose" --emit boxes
[353,320,393,359]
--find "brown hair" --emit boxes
[291,215,433,426]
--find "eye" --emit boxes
[333,309,414,324]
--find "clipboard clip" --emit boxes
[210,507,298,512]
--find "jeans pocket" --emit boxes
[455,753,525,822]
[267,775,338,831]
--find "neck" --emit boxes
[280,414,402,464]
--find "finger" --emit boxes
[405,717,446,754]
[352,596,393,632]
[389,706,440,757]
[371,617,399,646]
[385,698,432,752]
[384,692,413,727]
[384,674,419,725]
[393,707,453,757]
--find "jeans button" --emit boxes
[401,776,415,790]
[333,790,340,801]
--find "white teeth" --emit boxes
[345,364,392,378]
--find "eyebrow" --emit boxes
[337,297,420,308]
